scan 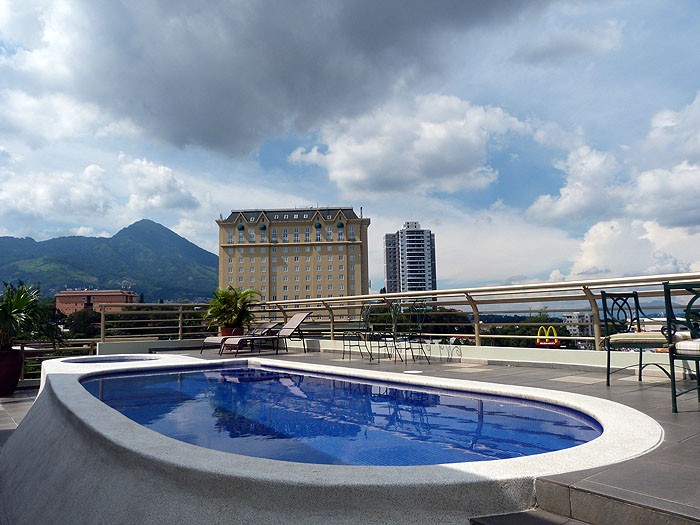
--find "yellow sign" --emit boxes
[536,325,560,347]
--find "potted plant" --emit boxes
[205,287,261,336]
[0,283,40,396]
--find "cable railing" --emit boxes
[97,271,700,351]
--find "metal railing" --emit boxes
[19,339,97,380]
[97,272,700,351]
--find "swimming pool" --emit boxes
[0,354,664,523]
[82,365,602,466]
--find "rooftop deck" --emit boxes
[3,346,699,524]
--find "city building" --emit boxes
[217,208,371,305]
[384,221,436,293]
[55,289,138,316]
[562,312,595,349]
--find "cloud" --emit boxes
[0,0,545,155]
[624,161,700,228]
[512,19,623,65]
[637,91,700,165]
[0,163,114,219]
[563,219,698,280]
[0,90,102,145]
[290,94,526,195]
[119,156,200,212]
[526,146,618,223]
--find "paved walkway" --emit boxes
[3,349,699,524]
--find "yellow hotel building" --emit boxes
[217,208,371,304]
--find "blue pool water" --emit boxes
[81,366,602,466]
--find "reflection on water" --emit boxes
[82,366,602,466]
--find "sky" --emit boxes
[2,0,700,291]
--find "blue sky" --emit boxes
[2,1,700,290]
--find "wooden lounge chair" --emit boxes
[200,321,278,354]
[218,311,310,356]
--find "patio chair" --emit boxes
[219,311,310,356]
[663,282,700,412]
[342,303,372,360]
[601,290,672,386]
[342,302,397,362]
[200,321,278,354]
[396,299,430,364]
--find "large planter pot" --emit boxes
[219,326,244,337]
[0,351,23,397]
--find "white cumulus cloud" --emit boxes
[290,94,526,196]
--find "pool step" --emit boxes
[470,508,588,524]
[534,478,700,524]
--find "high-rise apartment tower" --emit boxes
[383,221,436,293]
[217,208,371,302]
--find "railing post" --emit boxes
[276,305,288,322]
[582,286,602,351]
[322,302,335,340]
[464,293,481,346]
[178,306,184,340]
[100,305,106,342]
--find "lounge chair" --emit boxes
[200,321,278,354]
[218,311,310,356]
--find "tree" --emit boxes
[65,309,101,338]
[0,283,41,352]
[205,287,262,330]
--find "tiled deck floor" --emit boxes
[3,348,700,524]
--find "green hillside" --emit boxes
[0,220,218,302]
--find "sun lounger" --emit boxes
[219,312,310,356]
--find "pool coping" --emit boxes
[0,354,664,523]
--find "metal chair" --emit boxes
[396,300,430,364]
[601,290,670,386]
[663,282,700,412]
[342,303,372,360]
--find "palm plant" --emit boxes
[205,287,261,331]
[0,283,41,352]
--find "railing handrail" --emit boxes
[96,271,700,349]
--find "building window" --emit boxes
[283,228,288,242]
[339,275,344,280]
[238,277,244,282]
[338,230,344,241]
[228,229,234,243]
[228,277,233,283]
[271,228,277,242]
[228,267,233,273]
[261,267,266,272]
[305,227,310,242]
[238,230,244,243]
[239,267,244,273]
[283,285,288,291]
[261,276,266,282]
[326,226,332,241]
[315,229,321,242]
[328,265,333,271]
[260,230,266,242]
[250,277,255,282]
[349,226,355,240]
[294,227,299,242]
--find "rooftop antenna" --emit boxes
[360,206,363,218]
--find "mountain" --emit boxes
[0,220,218,301]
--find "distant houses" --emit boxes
[55,289,138,316]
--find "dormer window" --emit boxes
[294,214,298,219]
